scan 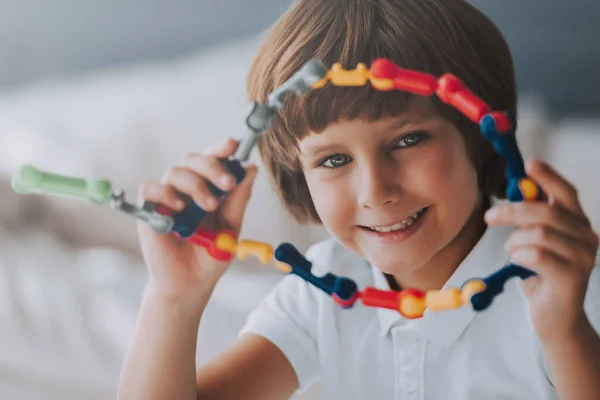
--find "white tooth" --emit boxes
[370,211,426,232]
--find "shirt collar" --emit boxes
[371,224,513,348]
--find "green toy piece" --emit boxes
[11,165,113,204]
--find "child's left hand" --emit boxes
[484,159,599,343]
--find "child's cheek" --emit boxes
[305,172,354,235]
[409,139,480,226]
[419,135,478,196]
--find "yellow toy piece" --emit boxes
[273,260,293,274]
[368,76,395,91]
[425,288,463,311]
[215,231,238,253]
[518,178,540,201]
[399,295,427,319]
[237,240,275,265]
[214,231,291,273]
[312,63,371,88]
[311,62,396,91]
[461,279,486,304]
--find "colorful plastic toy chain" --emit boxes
[12,58,542,319]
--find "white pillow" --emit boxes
[0,36,328,256]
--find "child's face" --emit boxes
[298,107,483,276]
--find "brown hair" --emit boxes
[247,0,516,223]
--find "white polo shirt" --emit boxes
[239,225,600,400]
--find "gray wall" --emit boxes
[473,0,600,116]
[0,0,289,87]
[0,0,598,117]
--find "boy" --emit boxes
[118,0,600,399]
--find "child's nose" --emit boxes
[356,161,402,209]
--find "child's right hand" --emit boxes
[137,137,258,303]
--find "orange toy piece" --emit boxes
[215,230,238,252]
[397,289,427,319]
[312,62,371,88]
[435,73,491,123]
[518,178,541,201]
[425,288,463,312]
[214,230,293,273]
[237,240,275,265]
[461,279,487,304]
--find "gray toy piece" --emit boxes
[110,190,175,234]
[234,59,327,161]
[138,58,328,234]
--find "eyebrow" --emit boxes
[300,143,342,158]
[391,115,438,130]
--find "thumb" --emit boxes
[220,163,259,232]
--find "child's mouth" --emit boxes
[363,207,429,233]
[359,206,430,244]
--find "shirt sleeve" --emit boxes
[238,242,329,391]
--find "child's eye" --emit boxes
[394,131,430,148]
[319,154,351,168]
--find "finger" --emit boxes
[182,153,236,192]
[204,137,239,158]
[525,159,585,216]
[161,166,219,211]
[219,163,258,231]
[485,202,593,244]
[505,226,597,266]
[509,245,569,281]
[138,182,186,212]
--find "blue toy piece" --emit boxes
[171,60,328,238]
[479,112,528,202]
[10,59,553,318]
[468,264,537,311]
[274,243,359,306]
[465,111,544,311]
[172,159,246,238]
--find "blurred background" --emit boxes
[0,0,598,398]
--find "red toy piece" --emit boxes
[155,204,235,261]
[187,227,237,261]
[435,73,491,123]
[361,287,401,310]
[370,58,437,96]
[488,111,513,134]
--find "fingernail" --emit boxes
[205,197,217,209]
[484,208,498,221]
[221,174,234,187]
[175,200,185,209]
[510,250,527,264]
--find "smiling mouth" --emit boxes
[362,207,429,233]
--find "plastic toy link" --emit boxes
[11,57,543,319]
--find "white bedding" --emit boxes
[0,224,142,399]
[0,220,295,399]
[0,34,329,399]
